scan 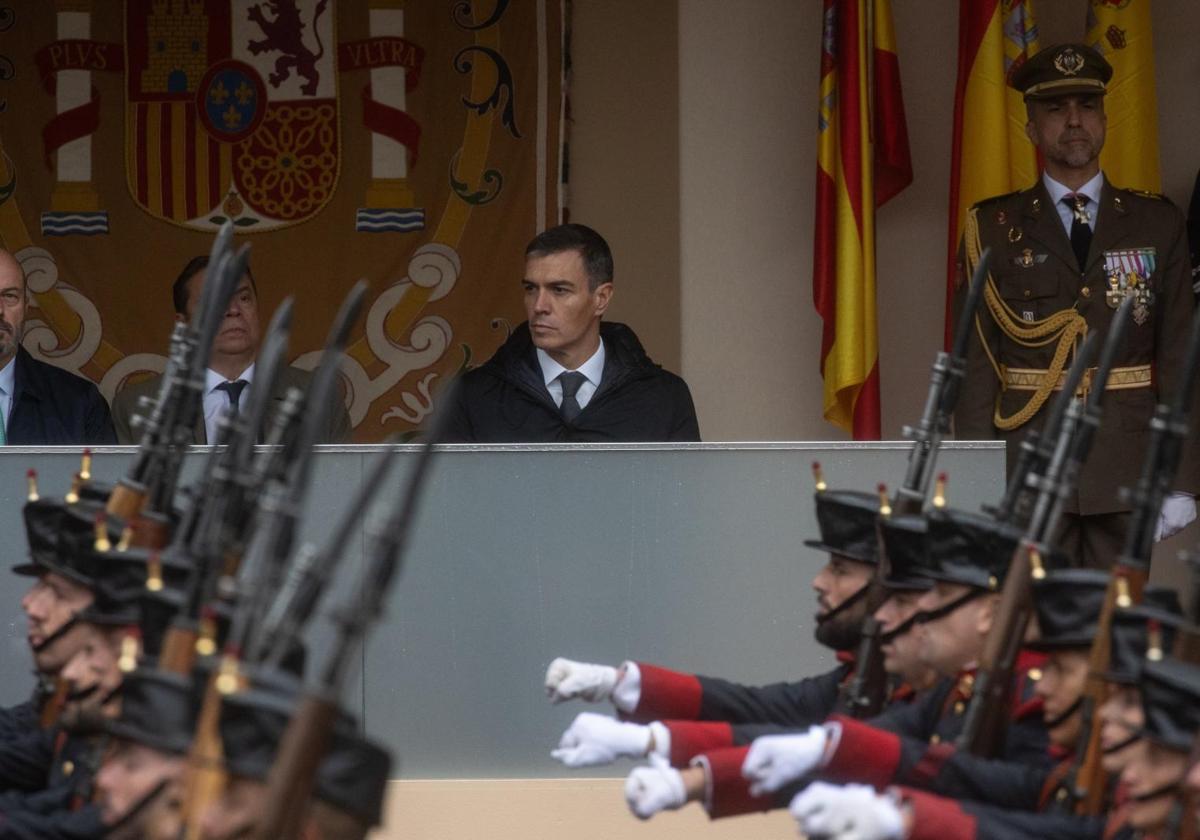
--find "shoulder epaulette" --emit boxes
[971,189,1022,210]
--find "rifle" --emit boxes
[176,283,365,840]
[156,298,296,675]
[957,330,1099,756]
[1070,301,1200,815]
[107,225,245,547]
[960,297,1133,757]
[252,382,457,840]
[839,251,990,718]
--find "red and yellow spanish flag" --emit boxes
[945,0,1040,347]
[814,0,912,440]
[1087,0,1160,191]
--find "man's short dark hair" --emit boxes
[172,255,256,317]
[524,224,613,291]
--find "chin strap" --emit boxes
[1101,730,1140,756]
[914,588,985,627]
[32,613,80,653]
[880,608,923,644]
[816,581,873,626]
[1043,696,1083,729]
[102,777,172,839]
[1130,777,1183,804]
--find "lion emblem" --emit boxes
[246,0,330,96]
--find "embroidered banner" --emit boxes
[0,0,564,439]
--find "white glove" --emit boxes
[624,755,688,820]
[1155,492,1197,542]
[741,726,830,796]
[552,712,651,767]
[544,657,619,704]
[790,782,906,840]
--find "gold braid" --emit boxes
[963,206,1088,431]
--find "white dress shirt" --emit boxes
[0,356,13,440]
[536,341,605,410]
[1043,170,1104,236]
[202,363,255,443]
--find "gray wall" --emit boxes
[0,443,1004,777]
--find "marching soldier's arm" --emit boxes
[624,661,849,727]
[951,233,1001,441]
[900,786,1106,840]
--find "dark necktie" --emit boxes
[1063,194,1093,271]
[558,372,586,423]
[216,379,248,414]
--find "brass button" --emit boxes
[1080,286,1091,298]
[1056,788,1068,802]
[1023,289,1032,298]
[930,734,941,744]
[62,760,74,777]
[1029,668,1043,681]
[954,701,965,714]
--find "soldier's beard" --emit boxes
[814,591,869,651]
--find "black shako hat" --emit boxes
[804,490,880,565]
[924,507,1064,592]
[1030,569,1109,650]
[1104,592,1185,685]
[879,514,933,591]
[103,668,198,755]
[15,501,111,584]
[219,688,392,826]
[77,550,192,626]
[1140,656,1200,752]
[1010,43,1113,100]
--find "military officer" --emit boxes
[952,43,1199,568]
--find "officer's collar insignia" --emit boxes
[1054,47,1085,77]
[1008,226,1023,243]
[1113,195,1126,213]
[1030,197,1042,215]
[996,210,1008,225]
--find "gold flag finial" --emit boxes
[146,551,164,592]
[932,473,948,508]
[1147,619,1164,662]
[65,472,82,505]
[79,448,92,482]
[812,461,827,492]
[877,484,892,517]
[26,469,39,502]
[195,607,219,658]
[1029,546,1046,580]
[1116,576,1132,609]
[93,512,111,552]
[216,653,244,696]
[118,630,141,673]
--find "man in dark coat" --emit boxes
[0,250,115,445]
[444,224,699,442]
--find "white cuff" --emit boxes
[612,661,642,713]
[648,721,671,759]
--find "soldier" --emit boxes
[546,486,882,766]
[619,507,1052,821]
[952,42,1199,568]
[198,682,392,840]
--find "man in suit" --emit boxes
[0,249,115,445]
[111,256,350,444]
[443,223,700,442]
[953,43,1198,568]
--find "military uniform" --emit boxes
[952,44,1200,567]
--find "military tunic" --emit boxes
[953,178,1199,518]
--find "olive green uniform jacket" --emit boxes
[953,177,1199,515]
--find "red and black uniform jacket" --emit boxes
[691,651,1050,818]
[897,785,1117,840]
[621,656,857,765]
